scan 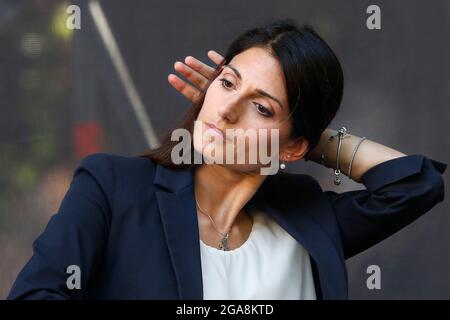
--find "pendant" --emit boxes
[219,234,230,251]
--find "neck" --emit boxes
[194,164,267,234]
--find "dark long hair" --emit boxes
[137,19,344,169]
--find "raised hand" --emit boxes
[168,50,224,103]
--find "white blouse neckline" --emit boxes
[199,212,260,254]
[199,209,317,299]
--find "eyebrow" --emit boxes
[225,64,284,110]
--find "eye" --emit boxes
[254,103,273,117]
[218,78,234,90]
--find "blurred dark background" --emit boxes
[0,0,449,299]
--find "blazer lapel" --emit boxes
[154,164,203,299]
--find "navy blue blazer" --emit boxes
[7,153,447,300]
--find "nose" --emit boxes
[217,95,242,124]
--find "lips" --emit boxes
[204,122,227,140]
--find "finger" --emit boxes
[168,74,201,103]
[207,50,225,66]
[174,61,209,90]
[184,55,217,82]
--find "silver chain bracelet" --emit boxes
[319,127,349,185]
[319,127,366,185]
[333,127,348,185]
[348,136,366,180]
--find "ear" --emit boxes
[280,137,310,162]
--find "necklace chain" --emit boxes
[195,198,232,250]
[195,199,231,237]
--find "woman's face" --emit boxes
[194,47,307,173]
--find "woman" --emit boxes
[8,19,446,300]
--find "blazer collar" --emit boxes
[153,163,348,300]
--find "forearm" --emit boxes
[305,128,407,182]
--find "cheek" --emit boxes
[278,129,291,146]
[255,123,292,157]
[256,127,277,156]
[230,126,278,159]
[200,83,222,112]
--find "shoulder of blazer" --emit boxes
[75,152,158,185]
[73,153,159,209]
[258,171,324,204]
[251,171,343,248]
[249,171,330,221]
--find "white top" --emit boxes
[199,210,317,300]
